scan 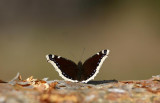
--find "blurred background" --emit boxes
[0,0,160,81]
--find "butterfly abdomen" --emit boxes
[77,61,83,81]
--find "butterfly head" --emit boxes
[78,61,82,65]
[77,61,83,69]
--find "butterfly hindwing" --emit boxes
[46,54,79,82]
[81,50,110,83]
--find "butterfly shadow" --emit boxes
[87,79,118,85]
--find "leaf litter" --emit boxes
[0,73,160,103]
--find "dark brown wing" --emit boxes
[81,50,109,83]
[46,54,79,82]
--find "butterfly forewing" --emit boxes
[81,50,109,83]
[46,54,79,82]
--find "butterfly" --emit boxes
[46,49,110,83]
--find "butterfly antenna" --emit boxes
[69,52,77,61]
[80,48,85,62]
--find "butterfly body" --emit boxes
[76,61,83,81]
[46,49,110,83]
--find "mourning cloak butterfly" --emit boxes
[46,49,110,83]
